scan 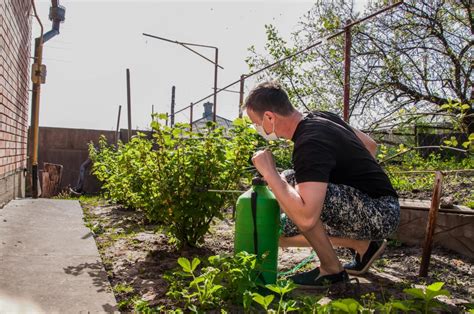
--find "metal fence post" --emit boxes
[239,74,246,118]
[190,103,194,131]
[343,19,352,122]
[126,68,132,141]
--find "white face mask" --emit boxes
[255,119,278,141]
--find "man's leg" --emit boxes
[330,237,370,255]
[280,235,370,257]
[300,219,343,275]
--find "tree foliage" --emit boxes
[246,0,473,132]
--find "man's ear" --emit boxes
[264,111,276,121]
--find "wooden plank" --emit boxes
[41,163,63,198]
[400,198,474,215]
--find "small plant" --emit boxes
[113,283,134,294]
[440,100,473,150]
[403,282,450,313]
[165,253,456,313]
[329,298,363,313]
[252,279,299,313]
[165,252,263,311]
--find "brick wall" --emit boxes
[0,0,32,205]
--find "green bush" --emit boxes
[89,135,153,210]
[146,118,256,247]
[90,116,257,248]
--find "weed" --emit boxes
[403,282,451,313]
[113,283,134,294]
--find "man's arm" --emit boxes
[253,150,326,232]
[352,128,377,157]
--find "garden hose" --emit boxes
[278,214,317,277]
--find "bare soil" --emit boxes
[81,199,473,312]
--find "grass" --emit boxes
[114,283,134,294]
[384,152,473,208]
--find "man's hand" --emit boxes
[251,149,278,179]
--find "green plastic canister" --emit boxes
[234,177,280,284]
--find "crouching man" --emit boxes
[245,81,400,288]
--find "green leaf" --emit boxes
[426,288,450,300]
[440,104,451,110]
[190,276,205,286]
[427,282,444,292]
[403,287,426,299]
[265,284,284,295]
[391,301,411,311]
[209,285,223,294]
[252,293,274,310]
[264,294,275,307]
[191,257,201,271]
[178,257,192,273]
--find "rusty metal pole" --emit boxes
[213,48,218,123]
[126,68,132,141]
[343,20,352,123]
[190,103,194,131]
[419,171,443,277]
[30,37,44,198]
[115,105,122,146]
[239,74,245,118]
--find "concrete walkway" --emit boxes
[0,199,117,313]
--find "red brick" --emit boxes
[0,1,30,173]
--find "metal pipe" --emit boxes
[239,74,246,118]
[213,48,218,123]
[30,38,43,198]
[126,68,132,141]
[115,105,122,146]
[207,189,246,193]
[142,33,224,69]
[343,19,352,122]
[30,0,44,199]
[173,1,404,115]
[171,86,175,127]
[30,0,65,198]
[190,103,194,131]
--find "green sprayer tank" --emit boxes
[234,177,280,284]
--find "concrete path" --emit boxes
[0,199,117,313]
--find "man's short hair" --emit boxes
[243,81,295,117]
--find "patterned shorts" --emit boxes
[280,169,400,240]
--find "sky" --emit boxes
[32,1,365,131]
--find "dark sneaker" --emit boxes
[289,268,349,289]
[69,187,82,196]
[287,267,320,286]
[344,240,387,275]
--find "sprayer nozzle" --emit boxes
[252,176,266,186]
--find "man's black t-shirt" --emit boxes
[291,111,397,198]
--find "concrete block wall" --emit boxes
[0,0,32,206]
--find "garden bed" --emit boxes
[80,197,473,312]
